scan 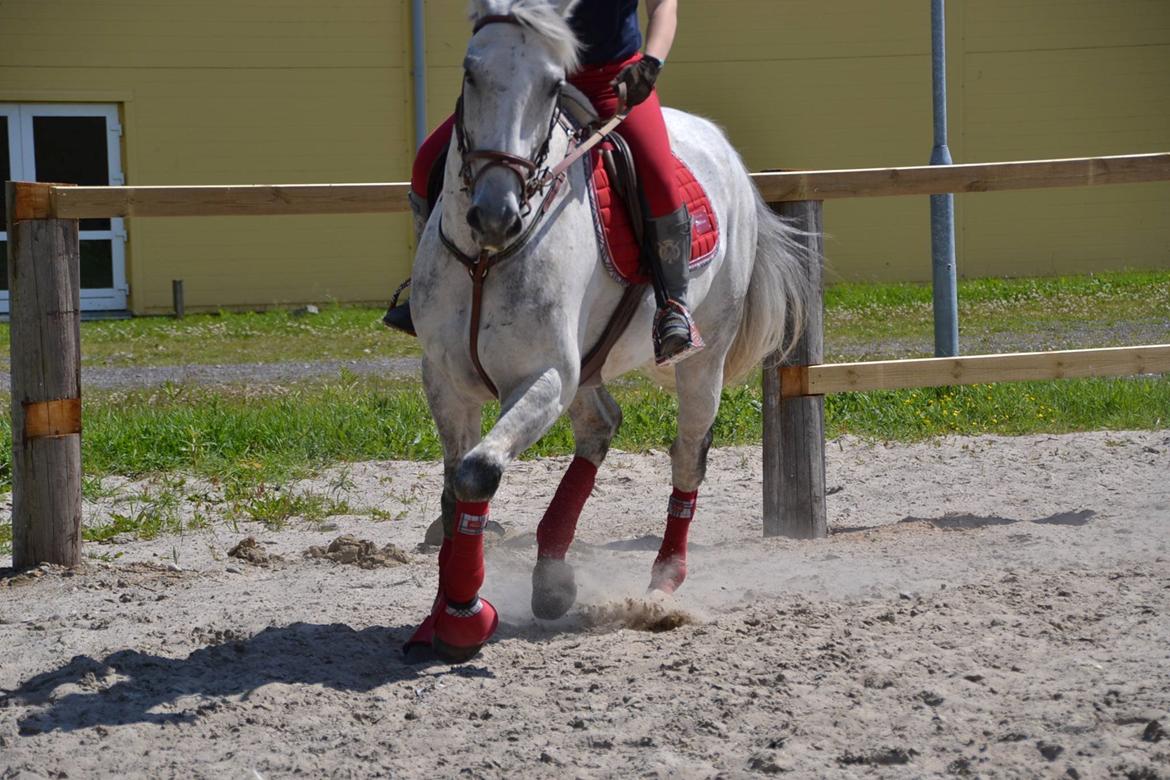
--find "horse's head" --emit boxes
[458,0,580,250]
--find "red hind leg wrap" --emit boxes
[536,456,598,560]
[650,488,698,594]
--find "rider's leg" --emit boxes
[615,91,700,364]
[383,114,457,336]
[573,59,699,364]
[532,385,623,619]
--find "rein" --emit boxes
[440,13,637,398]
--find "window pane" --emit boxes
[0,241,112,293]
[1,116,10,229]
[80,239,113,289]
[33,116,111,231]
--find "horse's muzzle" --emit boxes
[468,176,524,250]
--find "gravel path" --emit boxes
[0,357,423,392]
[0,317,1162,392]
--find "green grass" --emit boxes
[825,270,1170,359]
[0,373,1165,500]
[230,486,351,530]
[0,305,420,369]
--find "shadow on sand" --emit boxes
[1,620,498,734]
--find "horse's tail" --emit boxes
[723,189,817,384]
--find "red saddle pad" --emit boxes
[586,145,719,286]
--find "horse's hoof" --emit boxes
[648,556,687,595]
[432,596,498,663]
[531,557,577,620]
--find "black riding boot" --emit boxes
[381,191,429,336]
[646,205,703,365]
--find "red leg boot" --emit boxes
[403,538,451,655]
[433,500,498,662]
[532,456,598,619]
[649,488,698,594]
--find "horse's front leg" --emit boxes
[531,386,623,620]
[436,365,573,659]
[404,358,486,662]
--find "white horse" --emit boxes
[408,0,812,662]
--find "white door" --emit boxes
[1,103,128,314]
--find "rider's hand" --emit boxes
[612,55,662,109]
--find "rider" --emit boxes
[384,0,702,365]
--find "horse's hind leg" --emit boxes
[650,356,724,594]
[532,385,623,620]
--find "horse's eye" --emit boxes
[465,71,477,88]
[549,79,564,98]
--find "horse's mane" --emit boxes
[467,0,581,72]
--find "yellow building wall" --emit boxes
[2,0,1168,314]
[0,0,415,313]
[420,0,1170,283]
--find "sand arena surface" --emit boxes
[2,430,1169,778]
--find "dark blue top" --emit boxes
[570,0,642,66]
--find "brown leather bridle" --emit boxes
[440,14,642,399]
[454,15,563,215]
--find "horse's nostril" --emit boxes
[466,206,484,234]
[506,214,523,239]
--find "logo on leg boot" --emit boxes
[657,238,682,264]
[667,495,696,519]
[458,512,488,535]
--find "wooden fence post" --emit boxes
[762,200,827,539]
[6,181,83,568]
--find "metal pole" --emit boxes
[930,0,959,357]
[411,0,427,150]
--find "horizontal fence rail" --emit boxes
[779,345,1170,397]
[753,152,1170,203]
[44,152,1170,219]
[7,147,1170,563]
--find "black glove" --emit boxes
[612,55,662,109]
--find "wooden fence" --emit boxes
[6,151,1170,566]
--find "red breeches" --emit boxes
[410,55,682,219]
